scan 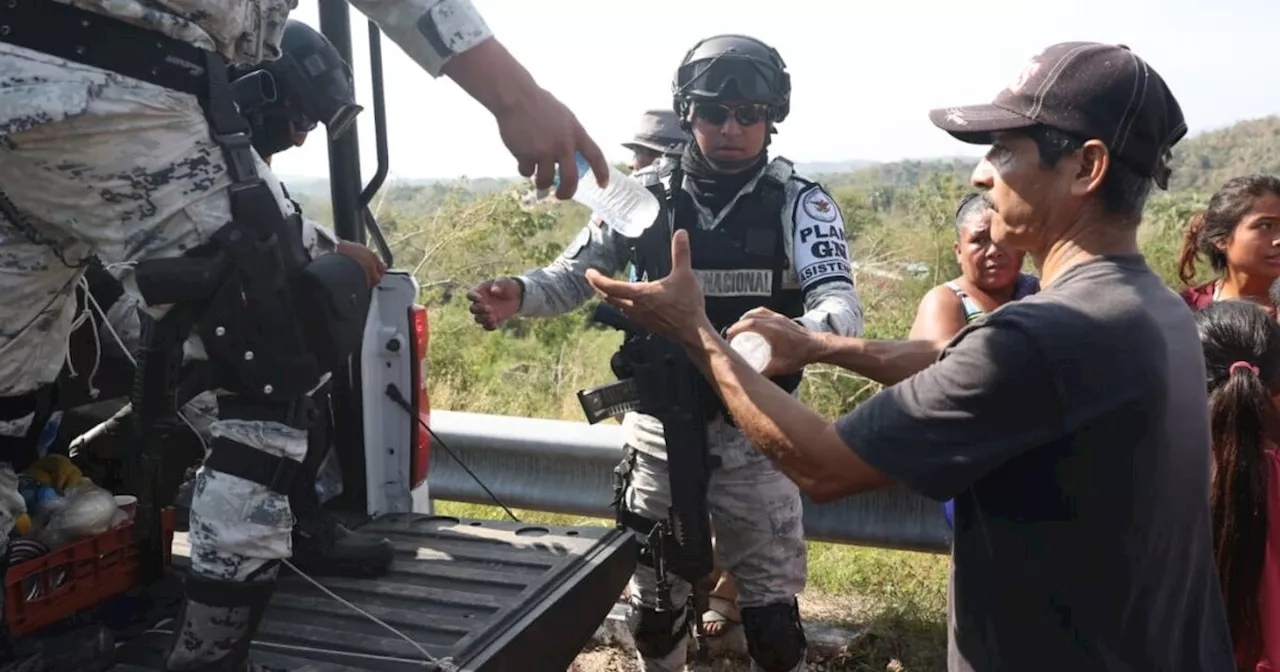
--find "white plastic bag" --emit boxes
[34,479,122,550]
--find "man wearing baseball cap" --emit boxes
[580,41,1234,671]
[622,108,690,173]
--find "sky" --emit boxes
[272,0,1280,184]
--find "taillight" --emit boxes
[408,304,431,488]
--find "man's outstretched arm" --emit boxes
[727,309,947,386]
[585,231,1062,504]
[347,0,607,197]
[688,320,892,503]
[808,334,947,387]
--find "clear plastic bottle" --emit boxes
[554,153,661,238]
[729,331,773,373]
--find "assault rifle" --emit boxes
[577,301,719,660]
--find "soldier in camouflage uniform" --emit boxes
[78,19,396,580]
[0,1,606,669]
[468,35,864,672]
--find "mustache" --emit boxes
[981,192,997,213]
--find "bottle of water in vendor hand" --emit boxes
[729,331,772,373]
[553,152,660,238]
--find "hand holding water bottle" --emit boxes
[439,38,608,200]
[725,307,822,377]
[493,86,609,201]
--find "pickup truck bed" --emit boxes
[110,514,635,671]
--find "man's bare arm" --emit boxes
[441,39,541,118]
[808,334,947,387]
[685,321,892,502]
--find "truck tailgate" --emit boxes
[111,514,635,671]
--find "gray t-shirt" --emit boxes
[836,255,1233,672]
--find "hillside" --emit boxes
[802,115,1280,195]
[1167,115,1280,193]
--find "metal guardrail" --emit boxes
[426,410,951,554]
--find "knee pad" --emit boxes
[632,604,689,659]
[742,600,806,672]
[200,394,316,498]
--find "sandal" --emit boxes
[700,595,740,638]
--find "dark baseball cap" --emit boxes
[928,42,1187,189]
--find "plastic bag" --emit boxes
[34,479,123,550]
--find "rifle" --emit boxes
[577,301,718,661]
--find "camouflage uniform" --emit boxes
[0,0,493,667]
[516,158,863,671]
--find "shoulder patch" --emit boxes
[801,188,838,223]
[792,186,852,291]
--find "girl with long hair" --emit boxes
[1180,175,1280,313]
[1196,300,1280,670]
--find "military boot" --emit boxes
[163,572,277,672]
[289,506,393,579]
[287,403,393,579]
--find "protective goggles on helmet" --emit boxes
[286,53,362,139]
[674,55,786,105]
[229,64,360,140]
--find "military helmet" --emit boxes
[671,34,791,124]
[230,19,362,156]
[274,19,362,137]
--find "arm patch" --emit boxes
[792,186,853,291]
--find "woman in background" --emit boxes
[1180,175,1280,314]
[1196,300,1280,670]
[909,193,1038,529]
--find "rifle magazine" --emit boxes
[578,379,641,423]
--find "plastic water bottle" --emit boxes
[35,410,63,458]
[554,153,660,238]
[729,331,773,373]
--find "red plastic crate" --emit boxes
[5,508,175,638]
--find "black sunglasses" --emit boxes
[692,102,768,127]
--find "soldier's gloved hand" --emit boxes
[467,277,523,330]
[336,240,387,287]
[725,307,820,377]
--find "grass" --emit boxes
[435,501,949,671]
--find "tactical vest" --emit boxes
[630,163,806,421]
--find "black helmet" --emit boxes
[230,20,363,156]
[671,35,790,124]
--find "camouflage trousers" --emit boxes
[621,417,808,672]
[0,44,305,583]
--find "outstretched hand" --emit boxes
[467,277,523,330]
[584,230,710,347]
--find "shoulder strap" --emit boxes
[946,281,984,321]
[761,156,794,187]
